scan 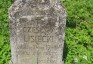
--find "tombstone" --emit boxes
[9,0,66,64]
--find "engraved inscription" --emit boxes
[24,35,53,42]
[22,17,54,43]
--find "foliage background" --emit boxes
[0,0,93,64]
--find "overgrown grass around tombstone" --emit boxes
[61,0,93,64]
[0,0,11,64]
[0,0,93,64]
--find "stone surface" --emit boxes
[9,0,66,64]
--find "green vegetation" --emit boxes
[0,0,11,64]
[0,0,93,64]
[61,0,93,64]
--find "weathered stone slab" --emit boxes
[9,0,66,64]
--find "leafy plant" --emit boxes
[61,0,93,64]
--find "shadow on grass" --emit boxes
[63,41,68,63]
[66,17,76,28]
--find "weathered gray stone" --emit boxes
[9,0,66,64]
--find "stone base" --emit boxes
[62,61,64,64]
[9,60,64,64]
